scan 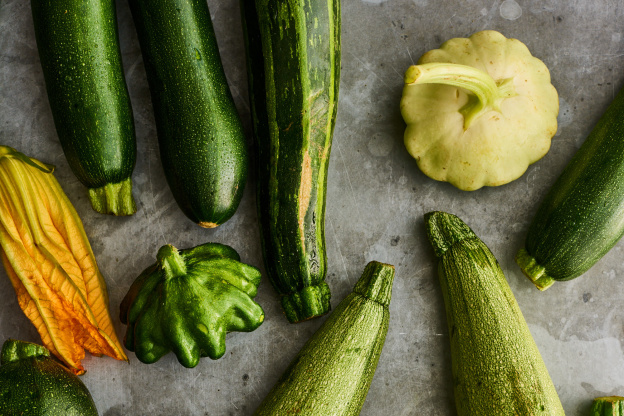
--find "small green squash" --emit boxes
[120,242,264,368]
[0,339,98,415]
[591,397,624,416]
[254,261,394,416]
[425,211,564,416]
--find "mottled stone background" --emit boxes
[1,0,623,414]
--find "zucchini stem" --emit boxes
[88,177,136,216]
[157,245,187,280]
[281,282,332,324]
[404,63,515,130]
[1,339,50,365]
[515,248,556,290]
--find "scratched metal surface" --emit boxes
[1,0,623,414]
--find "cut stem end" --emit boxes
[88,177,136,216]
[515,248,555,291]
[281,282,332,324]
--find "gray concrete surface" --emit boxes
[1,0,623,414]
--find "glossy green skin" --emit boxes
[0,339,98,416]
[129,0,248,227]
[518,86,624,287]
[241,0,341,323]
[120,243,264,368]
[255,261,394,416]
[426,212,564,416]
[31,0,136,191]
[591,397,624,416]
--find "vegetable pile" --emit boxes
[0,0,621,413]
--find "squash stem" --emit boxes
[425,211,476,258]
[1,339,50,365]
[157,245,187,280]
[281,282,332,324]
[515,248,556,291]
[354,261,395,307]
[591,396,624,416]
[88,177,137,216]
[404,63,515,130]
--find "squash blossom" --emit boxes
[0,146,127,374]
[401,30,559,191]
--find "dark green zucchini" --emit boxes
[129,0,248,228]
[31,0,137,216]
[517,86,624,290]
[241,0,341,323]
[426,211,564,415]
[254,261,394,415]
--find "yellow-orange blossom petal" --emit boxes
[0,146,127,374]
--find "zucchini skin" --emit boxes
[241,0,341,323]
[426,212,564,416]
[254,261,394,416]
[517,86,624,289]
[129,0,248,227]
[31,0,137,216]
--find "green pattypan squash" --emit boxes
[400,30,559,191]
[119,242,264,368]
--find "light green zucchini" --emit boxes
[425,211,564,416]
[254,261,394,415]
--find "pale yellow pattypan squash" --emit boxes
[400,30,558,190]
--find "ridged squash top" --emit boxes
[425,211,564,416]
[401,31,558,190]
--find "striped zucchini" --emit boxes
[425,211,564,415]
[241,0,341,323]
[254,261,394,415]
[516,86,624,290]
[31,0,137,216]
